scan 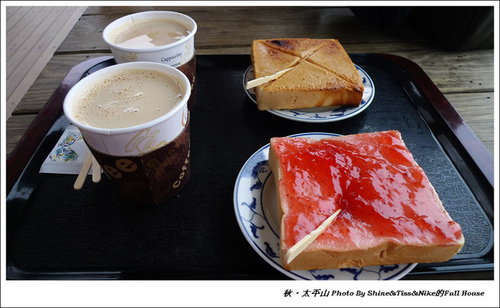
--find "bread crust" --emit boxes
[279,241,464,271]
[269,132,464,271]
[251,38,364,110]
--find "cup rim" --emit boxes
[102,11,197,52]
[63,62,191,136]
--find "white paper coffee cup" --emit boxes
[102,11,197,67]
[63,62,191,157]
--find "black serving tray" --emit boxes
[6,54,494,279]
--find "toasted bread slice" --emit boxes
[250,38,364,110]
[269,131,464,270]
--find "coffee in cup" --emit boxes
[64,62,191,206]
[103,11,197,110]
[108,18,191,49]
[72,68,183,129]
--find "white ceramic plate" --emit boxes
[243,65,375,123]
[233,132,417,280]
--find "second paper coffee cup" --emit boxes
[102,11,197,110]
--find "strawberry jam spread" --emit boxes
[270,131,463,251]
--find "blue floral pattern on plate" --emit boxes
[233,132,417,280]
[243,65,375,123]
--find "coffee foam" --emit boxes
[73,69,183,129]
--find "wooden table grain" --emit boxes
[5,6,495,282]
[7,6,494,158]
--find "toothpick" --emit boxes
[245,67,292,89]
[91,155,101,183]
[285,208,342,265]
[73,154,93,190]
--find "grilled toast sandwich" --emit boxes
[251,38,364,110]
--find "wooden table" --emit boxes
[5,6,495,282]
[7,6,494,157]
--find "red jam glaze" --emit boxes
[272,131,463,250]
